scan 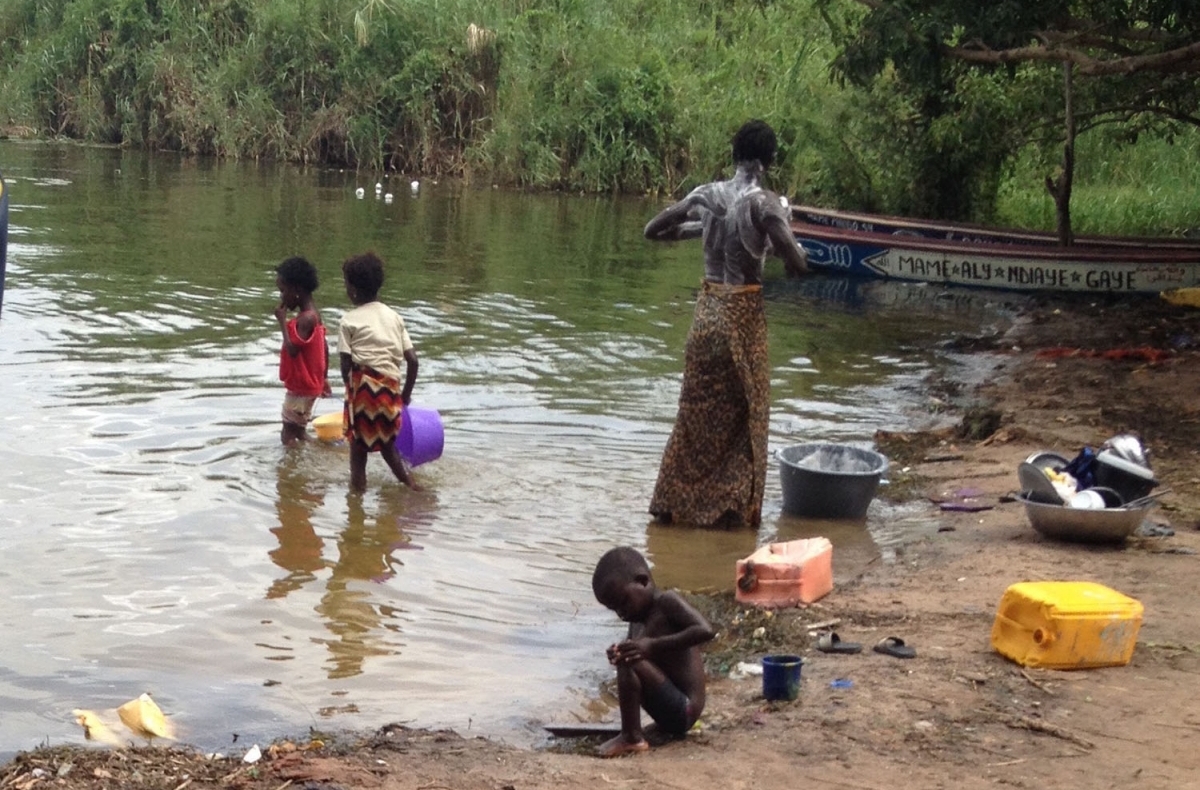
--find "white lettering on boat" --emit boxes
[1135,264,1187,285]
[801,235,1200,292]
[886,253,1158,291]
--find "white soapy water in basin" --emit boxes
[796,446,879,474]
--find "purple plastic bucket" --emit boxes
[396,405,444,466]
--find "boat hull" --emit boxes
[793,204,1200,250]
[791,208,1200,294]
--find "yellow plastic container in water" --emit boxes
[990,581,1143,669]
[312,411,346,442]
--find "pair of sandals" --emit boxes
[816,632,916,659]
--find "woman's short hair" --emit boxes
[731,119,777,169]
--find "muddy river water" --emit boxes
[0,142,1023,757]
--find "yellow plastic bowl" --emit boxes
[1162,287,1200,308]
[312,411,346,442]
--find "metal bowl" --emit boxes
[1017,492,1151,544]
[1023,451,1070,472]
[1017,462,1064,504]
[1102,434,1149,469]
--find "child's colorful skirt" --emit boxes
[344,364,402,451]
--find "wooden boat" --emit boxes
[790,204,1200,293]
[792,204,1200,250]
[0,169,7,317]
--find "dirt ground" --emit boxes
[5,292,1200,790]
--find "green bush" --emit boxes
[1,0,1197,235]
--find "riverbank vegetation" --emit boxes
[824,0,1200,238]
[1,0,1198,235]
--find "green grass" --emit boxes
[998,129,1200,236]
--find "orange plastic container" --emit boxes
[990,581,1143,669]
[735,538,833,608]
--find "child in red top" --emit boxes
[275,256,332,445]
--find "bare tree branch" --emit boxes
[1057,19,1187,45]
[945,40,1200,76]
[839,0,1200,72]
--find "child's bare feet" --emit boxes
[597,733,649,758]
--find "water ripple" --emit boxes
[0,142,1019,759]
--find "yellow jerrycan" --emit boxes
[991,581,1143,669]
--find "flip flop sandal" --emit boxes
[816,632,863,654]
[873,636,916,659]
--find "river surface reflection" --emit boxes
[0,142,1024,758]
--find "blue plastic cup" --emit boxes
[762,654,803,701]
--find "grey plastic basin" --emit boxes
[778,443,888,520]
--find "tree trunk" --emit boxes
[1044,62,1075,246]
